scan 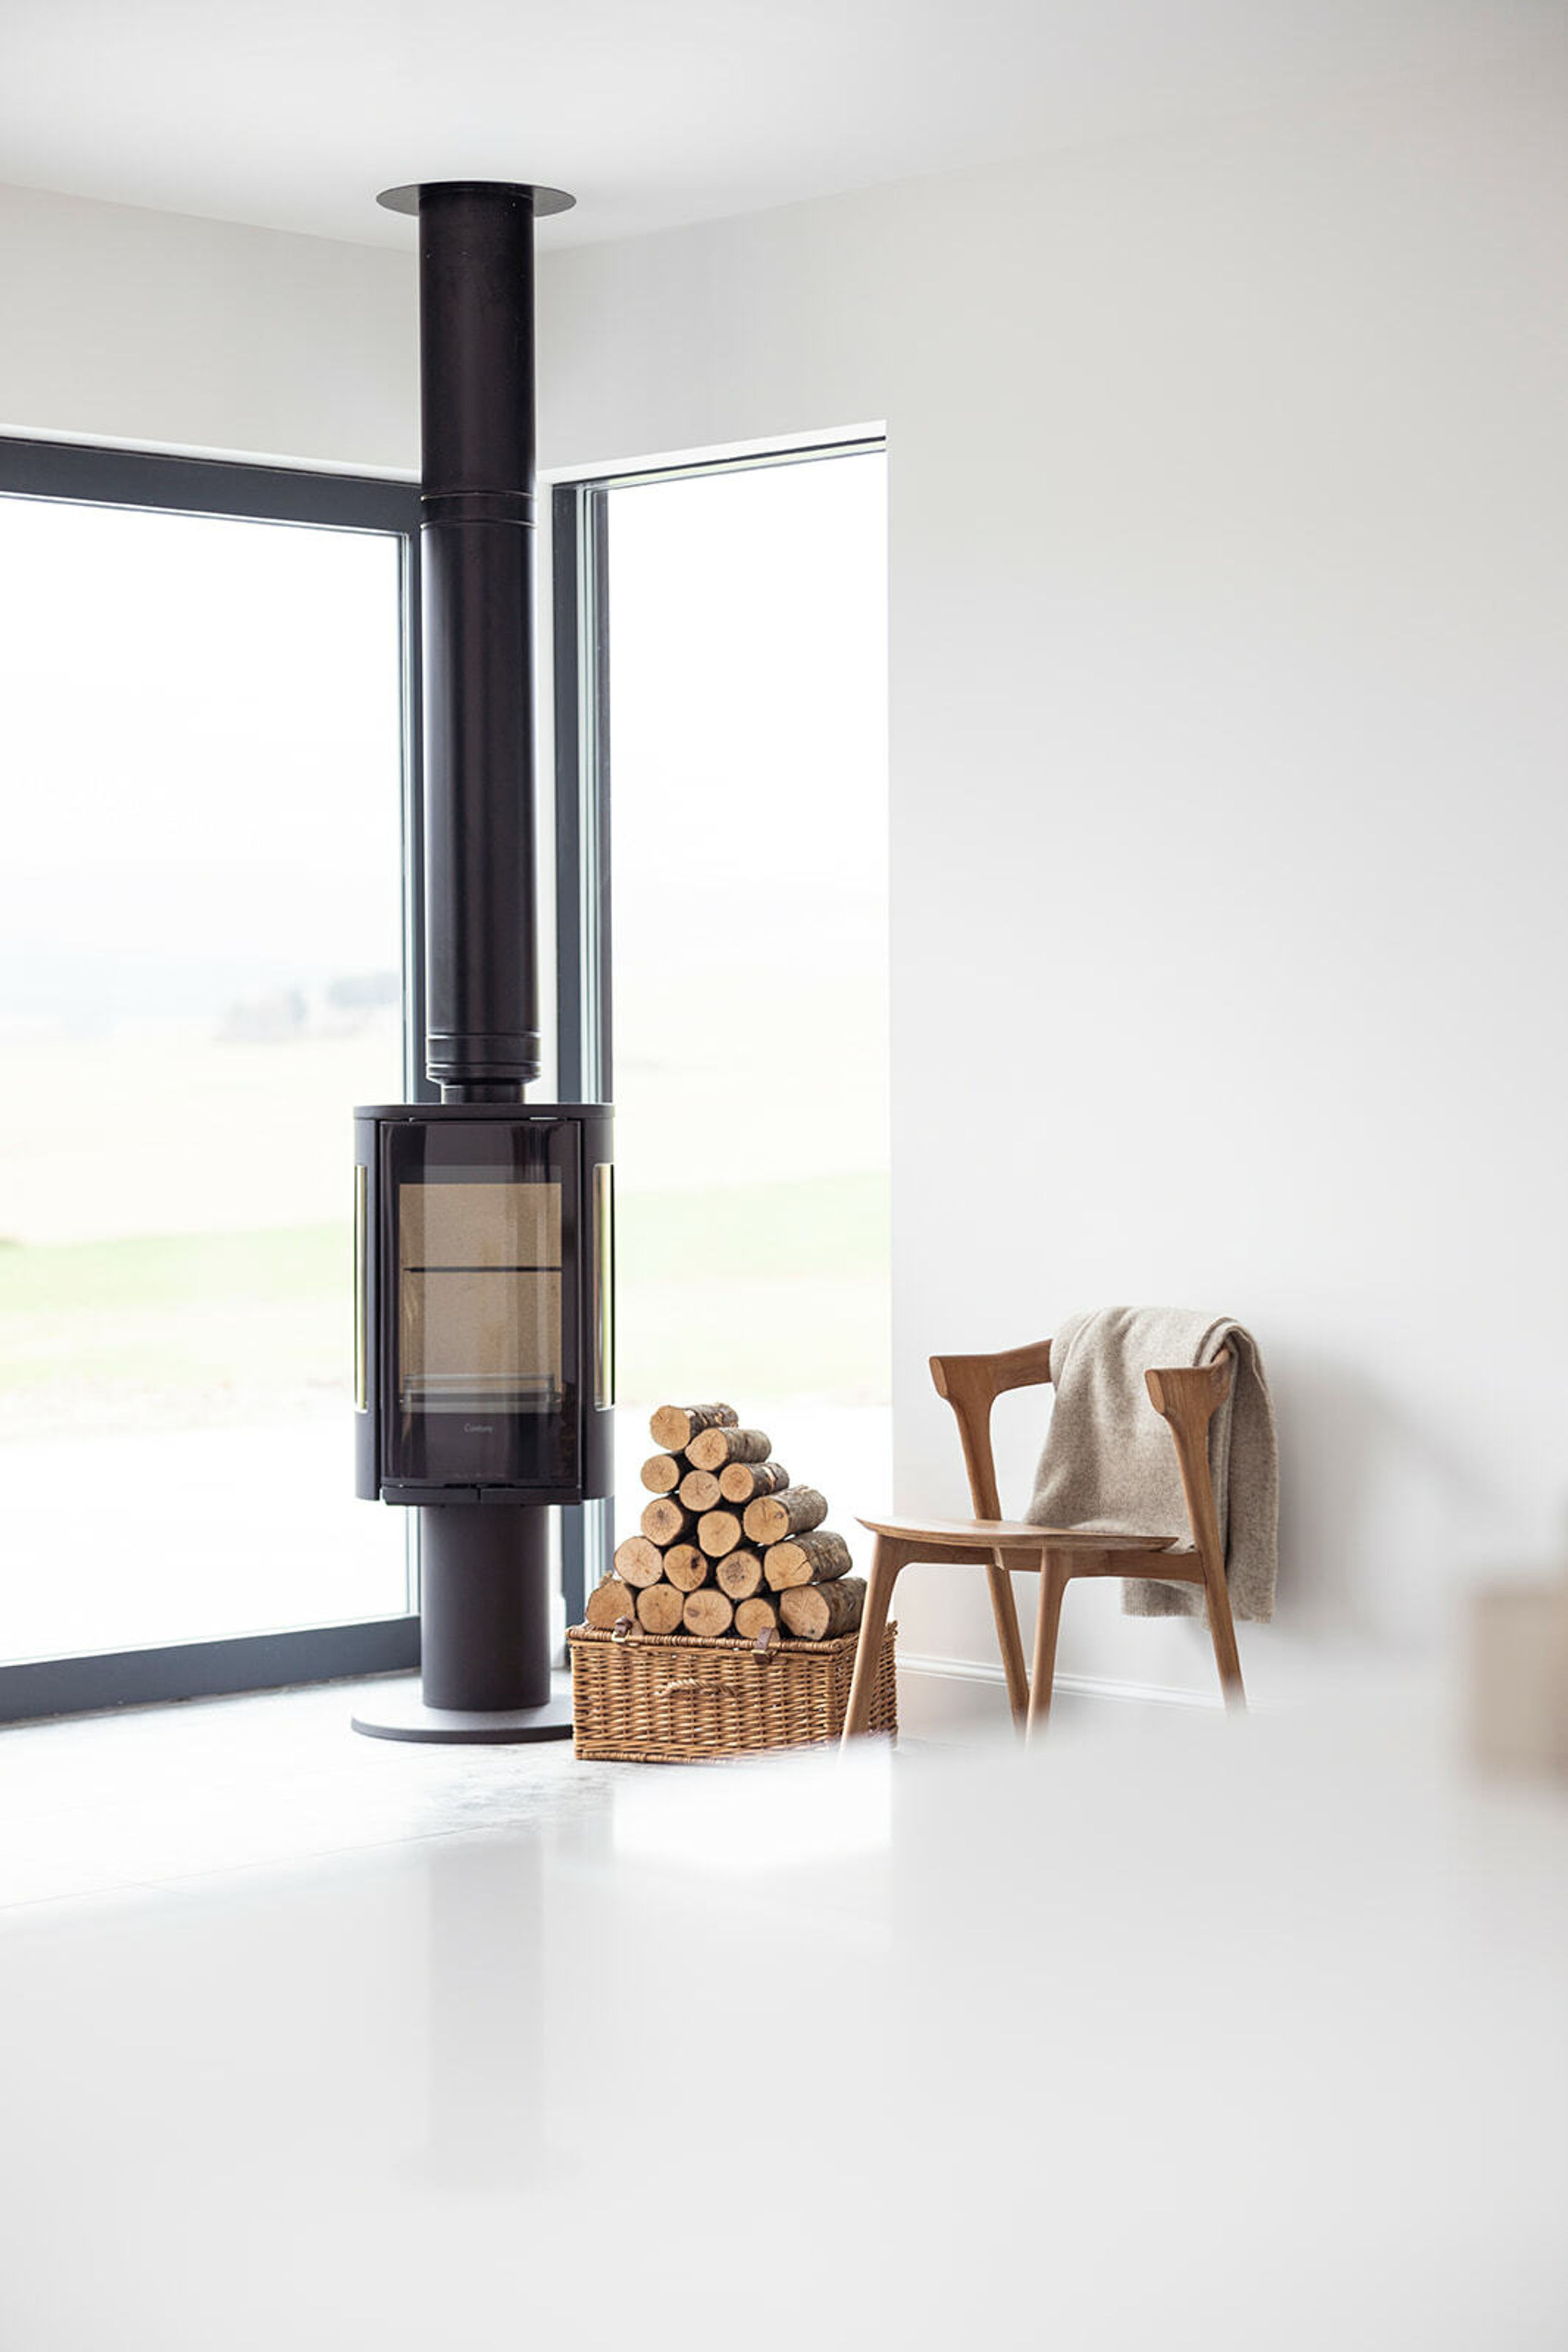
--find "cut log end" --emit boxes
[686,1424,774,1473]
[682,1588,735,1639]
[780,1576,866,1642]
[678,1469,723,1513]
[664,1544,710,1593]
[743,1484,827,1547]
[640,1453,683,1495]
[763,1529,854,1590]
[718,1458,791,1505]
[697,1509,744,1560]
[636,1583,686,1635]
[716,1548,766,1601]
[734,1596,780,1640]
[612,1536,667,1590]
[640,1496,694,1548]
[585,1577,636,1631]
[649,1403,738,1452]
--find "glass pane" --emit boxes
[0,494,408,1662]
[381,1119,579,1491]
[398,1182,563,1408]
[605,453,891,1536]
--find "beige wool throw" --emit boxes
[1026,1307,1278,1622]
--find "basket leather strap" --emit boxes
[654,1633,781,1703]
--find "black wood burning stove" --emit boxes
[354,1104,612,1508]
[351,178,611,1745]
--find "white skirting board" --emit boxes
[894,1649,1222,1738]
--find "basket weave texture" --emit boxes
[568,1622,897,1763]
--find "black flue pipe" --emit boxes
[352,180,581,1747]
[381,179,571,1102]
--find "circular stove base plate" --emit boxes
[351,1678,574,1746]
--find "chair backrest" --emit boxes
[928,1340,1053,1521]
[930,1339,1236,1538]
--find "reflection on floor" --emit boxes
[0,1674,638,1912]
[0,1673,1563,2352]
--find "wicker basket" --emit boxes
[568,1621,898,1763]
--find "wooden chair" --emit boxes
[841,1338,1245,1743]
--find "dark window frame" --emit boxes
[0,435,427,1723]
[551,479,612,1627]
[549,439,885,1620]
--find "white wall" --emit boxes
[536,59,1568,1706]
[3,53,1563,1710]
[0,182,416,471]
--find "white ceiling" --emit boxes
[1,0,1560,252]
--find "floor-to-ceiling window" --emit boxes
[554,444,891,1602]
[0,445,422,1711]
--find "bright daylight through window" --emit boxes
[0,495,408,1663]
[603,449,891,1531]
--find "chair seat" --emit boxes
[856,1513,1179,1555]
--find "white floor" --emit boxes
[0,1673,1563,2351]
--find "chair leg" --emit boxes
[985,1554,1030,1731]
[1203,1562,1246,1712]
[841,1536,906,1744]
[1025,1550,1071,1746]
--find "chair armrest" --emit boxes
[930,1339,1052,1404]
[1144,1351,1234,1425]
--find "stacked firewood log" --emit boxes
[584,1402,864,1644]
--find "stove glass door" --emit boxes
[384,1120,578,1490]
